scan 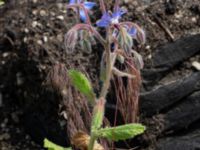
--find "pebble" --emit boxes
[24,28,29,33]
[23,37,28,43]
[1,61,5,65]
[145,45,151,50]
[37,40,43,45]
[32,10,37,15]
[147,54,152,59]
[57,34,63,42]
[124,0,131,4]
[39,10,47,17]
[50,12,56,16]
[43,36,48,42]
[57,15,64,20]
[192,61,200,70]
[2,52,9,58]
[32,0,37,3]
[32,21,38,28]
[191,17,197,23]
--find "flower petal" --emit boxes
[96,19,110,27]
[112,7,126,18]
[69,0,76,4]
[79,9,87,22]
[128,27,137,37]
[84,2,96,10]
[96,13,112,27]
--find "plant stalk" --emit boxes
[99,27,112,98]
[88,133,96,150]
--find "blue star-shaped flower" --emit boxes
[128,27,137,37]
[96,7,126,27]
[69,0,96,22]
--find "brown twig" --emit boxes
[153,14,175,42]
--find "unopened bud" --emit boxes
[64,29,78,53]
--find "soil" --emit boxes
[0,0,200,150]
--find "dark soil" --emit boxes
[0,0,200,150]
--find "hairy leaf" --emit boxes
[44,138,71,150]
[97,123,145,141]
[68,69,95,104]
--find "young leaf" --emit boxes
[97,123,145,141]
[91,98,105,130]
[44,138,71,150]
[68,69,95,104]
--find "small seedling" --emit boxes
[44,0,146,149]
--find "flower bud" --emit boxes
[64,29,78,53]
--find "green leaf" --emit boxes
[68,69,95,104]
[97,123,146,141]
[44,138,71,150]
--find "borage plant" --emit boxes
[44,0,146,150]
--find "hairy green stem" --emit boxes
[100,28,112,98]
[88,133,96,150]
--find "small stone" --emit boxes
[50,12,56,16]
[32,0,37,3]
[57,34,63,42]
[32,21,38,28]
[43,36,48,42]
[37,40,43,45]
[57,15,64,20]
[191,17,197,23]
[2,53,9,58]
[23,37,28,43]
[32,10,37,15]
[147,54,152,59]
[124,0,131,4]
[24,28,29,33]
[57,3,63,9]
[39,10,47,16]
[145,45,151,49]
[192,61,200,70]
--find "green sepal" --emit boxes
[44,138,71,150]
[96,123,146,141]
[118,27,133,52]
[80,40,92,53]
[68,69,96,104]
